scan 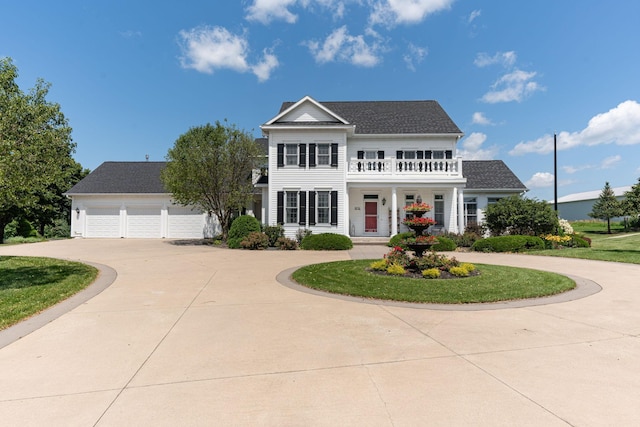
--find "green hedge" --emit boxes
[228,215,261,249]
[432,236,457,251]
[471,235,544,252]
[388,232,413,248]
[300,233,353,250]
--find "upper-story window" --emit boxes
[317,144,330,166]
[285,144,298,166]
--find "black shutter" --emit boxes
[424,150,432,159]
[277,144,284,167]
[357,150,364,159]
[309,143,316,167]
[445,150,453,159]
[330,143,338,167]
[299,191,306,225]
[396,150,403,159]
[299,144,306,167]
[277,191,284,224]
[308,191,316,225]
[330,191,338,226]
[377,150,385,159]
[416,150,424,159]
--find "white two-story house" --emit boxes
[258,95,527,238]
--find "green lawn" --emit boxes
[292,260,575,304]
[0,256,98,330]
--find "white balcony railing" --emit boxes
[348,157,462,178]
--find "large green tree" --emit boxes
[161,121,262,239]
[0,57,77,242]
[484,195,558,236]
[589,181,623,234]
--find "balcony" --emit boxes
[347,157,463,181]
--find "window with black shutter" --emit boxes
[330,143,338,167]
[277,144,284,167]
[308,191,316,225]
[330,191,338,225]
[276,191,284,224]
[299,191,306,225]
[299,144,306,167]
[309,143,316,167]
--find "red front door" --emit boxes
[365,201,378,233]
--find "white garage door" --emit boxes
[86,207,120,238]
[127,207,161,238]
[168,207,205,238]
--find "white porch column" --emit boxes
[261,187,268,225]
[344,189,350,236]
[458,187,465,233]
[391,186,398,237]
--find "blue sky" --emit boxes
[3,0,640,201]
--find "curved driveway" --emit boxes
[0,239,639,426]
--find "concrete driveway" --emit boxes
[0,239,639,426]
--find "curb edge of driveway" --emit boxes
[0,261,117,349]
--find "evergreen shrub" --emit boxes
[471,235,544,252]
[300,233,353,250]
[227,215,261,249]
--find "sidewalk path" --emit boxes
[0,240,638,426]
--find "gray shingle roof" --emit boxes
[462,160,527,191]
[278,100,462,135]
[66,162,168,194]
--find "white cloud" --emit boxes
[245,0,299,24]
[305,26,381,67]
[403,43,427,71]
[510,100,640,155]
[525,172,554,189]
[474,51,516,68]
[468,9,481,23]
[369,0,455,27]
[178,26,279,81]
[601,155,622,169]
[457,132,499,160]
[472,112,492,125]
[481,69,544,103]
[562,164,592,174]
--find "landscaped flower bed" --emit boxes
[371,246,479,279]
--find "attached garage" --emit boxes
[85,207,120,238]
[66,162,216,239]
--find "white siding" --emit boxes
[280,102,337,123]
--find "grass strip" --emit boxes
[292,260,575,304]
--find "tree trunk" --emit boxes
[0,219,7,243]
[607,217,611,234]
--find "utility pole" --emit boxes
[554,133,558,213]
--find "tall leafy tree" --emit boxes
[588,181,623,234]
[0,57,76,242]
[161,121,262,239]
[484,195,558,236]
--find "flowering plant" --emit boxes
[403,217,436,227]
[404,202,432,212]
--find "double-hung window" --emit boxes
[464,197,477,225]
[317,191,330,224]
[434,194,445,225]
[285,144,298,166]
[285,191,298,223]
[317,144,330,166]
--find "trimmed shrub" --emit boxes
[422,268,441,279]
[369,259,388,271]
[240,232,269,250]
[449,266,470,277]
[388,232,413,248]
[471,235,545,252]
[413,251,460,271]
[571,235,590,248]
[228,215,261,249]
[262,224,284,247]
[276,236,298,250]
[460,263,476,272]
[432,236,457,251]
[386,263,406,275]
[300,233,353,250]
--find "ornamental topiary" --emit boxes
[300,233,353,250]
[471,235,544,252]
[228,215,261,249]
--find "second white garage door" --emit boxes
[168,207,205,238]
[126,207,162,238]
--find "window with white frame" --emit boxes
[285,191,298,223]
[434,194,445,225]
[488,197,503,205]
[317,144,330,166]
[317,191,330,224]
[464,197,477,225]
[364,150,378,159]
[285,144,298,166]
